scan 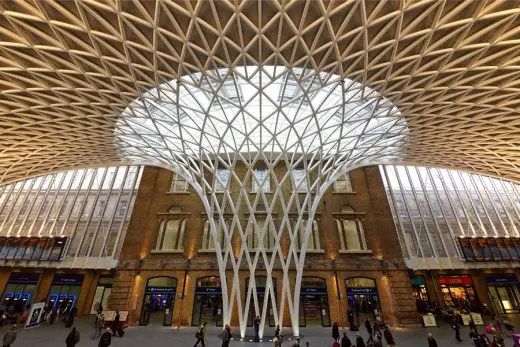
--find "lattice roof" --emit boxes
[1,0,520,183]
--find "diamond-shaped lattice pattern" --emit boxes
[0,1,520,182]
[115,65,406,336]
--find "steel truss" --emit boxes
[116,66,408,336]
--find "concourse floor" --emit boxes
[2,317,517,347]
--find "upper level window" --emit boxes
[294,219,321,251]
[118,200,128,218]
[215,169,230,192]
[154,206,186,251]
[252,169,270,193]
[201,218,228,251]
[292,169,307,192]
[336,206,368,251]
[246,218,276,250]
[334,173,353,192]
[170,172,188,192]
[96,200,105,217]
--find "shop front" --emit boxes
[192,276,223,327]
[410,276,430,313]
[89,275,113,314]
[47,274,85,311]
[246,276,276,327]
[299,277,331,327]
[1,272,40,313]
[140,276,177,326]
[486,274,520,314]
[346,277,380,327]
[438,275,479,311]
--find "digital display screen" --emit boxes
[460,237,520,262]
[0,237,67,262]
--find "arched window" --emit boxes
[335,205,368,252]
[154,206,187,251]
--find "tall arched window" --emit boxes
[335,205,368,252]
[154,206,187,252]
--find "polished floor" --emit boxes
[2,317,516,347]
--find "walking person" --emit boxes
[275,325,280,338]
[92,313,105,340]
[332,338,340,347]
[254,315,261,342]
[469,317,478,335]
[383,326,395,347]
[65,307,77,328]
[220,324,232,347]
[65,327,80,347]
[452,313,463,342]
[427,333,438,347]
[2,325,17,347]
[341,332,352,347]
[98,328,112,347]
[194,321,207,347]
[112,311,121,337]
[274,334,283,347]
[364,318,374,345]
[355,333,365,347]
[332,322,340,341]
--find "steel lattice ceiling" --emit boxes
[1,0,520,183]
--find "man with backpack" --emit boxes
[194,321,207,347]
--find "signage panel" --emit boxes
[145,287,177,294]
[438,275,473,286]
[195,287,222,294]
[301,287,327,295]
[485,274,518,285]
[346,287,378,295]
[8,273,40,284]
[52,274,85,285]
[25,302,45,328]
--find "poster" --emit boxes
[461,314,472,326]
[422,313,437,327]
[25,302,45,328]
[470,312,484,325]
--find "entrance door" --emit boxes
[246,277,276,327]
[489,285,520,313]
[346,277,380,328]
[192,277,223,327]
[299,277,331,327]
[139,277,177,326]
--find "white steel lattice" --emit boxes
[116,66,408,337]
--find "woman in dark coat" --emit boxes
[383,326,395,347]
[65,327,80,347]
[341,332,352,347]
[355,334,365,347]
[332,322,340,341]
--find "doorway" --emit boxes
[139,277,177,326]
[299,277,331,327]
[191,276,223,327]
[246,276,276,327]
[346,277,381,327]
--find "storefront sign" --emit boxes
[8,273,40,284]
[470,312,484,325]
[145,287,177,294]
[195,287,222,294]
[52,274,85,285]
[346,287,378,295]
[301,287,327,295]
[411,277,426,286]
[485,274,518,285]
[438,275,473,286]
[422,313,437,327]
[25,302,45,328]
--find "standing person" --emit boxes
[355,333,365,347]
[383,326,395,347]
[365,318,374,345]
[427,333,438,347]
[254,315,261,342]
[65,307,77,328]
[341,332,352,347]
[275,325,280,338]
[98,328,112,347]
[92,313,105,340]
[50,306,58,325]
[65,327,80,347]
[194,321,207,347]
[220,324,232,347]
[453,313,463,342]
[332,338,340,347]
[2,325,17,347]
[112,311,121,337]
[469,317,478,335]
[291,337,301,347]
[332,322,340,341]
